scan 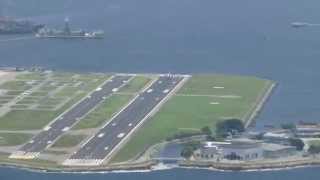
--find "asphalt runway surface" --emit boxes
[11,75,133,158]
[65,75,184,165]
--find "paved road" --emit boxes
[64,75,185,166]
[10,75,133,159]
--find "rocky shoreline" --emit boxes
[2,156,320,173]
[179,157,320,171]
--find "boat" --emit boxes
[35,18,104,39]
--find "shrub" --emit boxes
[216,119,245,137]
[289,138,305,151]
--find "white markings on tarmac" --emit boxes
[62,75,189,166]
[112,88,118,92]
[62,127,70,132]
[9,151,40,160]
[213,86,225,89]
[98,133,105,138]
[43,126,51,131]
[210,102,220,105]
[96,87,102,91]
[163,89,169,94]
[117,133,125,138]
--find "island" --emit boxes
[4,68,315,172]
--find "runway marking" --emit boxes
[147,89,153,93]
[117,133,125,138]
[213,86,225,89]
[62,76,190,166]
[97,133,105,138]
[163,89,169,94]
[210,102,220,105]
[43,126,51,131]
[62,127,70,132]
[176,94,241,99]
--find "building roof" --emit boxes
[262,143,295,151]
[203,139,261,150]
[263,132,292,139]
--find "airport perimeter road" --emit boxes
[10,75,133,159]
[64,75,187,166]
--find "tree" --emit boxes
[180,146,194,159]
[281,123,296,130]
[216,119,245,137]
[180,141,200,159]
[206,135,216,141]
[289,138,305,151]
[309,144,320,154]
[201,126,212,136]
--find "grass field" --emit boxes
[51,135,87,148]
[0,133,33,146]
[74,94,133,129]
[111,74,273,163]
[119,76,152,93]
[0,72,110,130]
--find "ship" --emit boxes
[0,17,44,34]
[35,18,104,39]
[291,22,309,28]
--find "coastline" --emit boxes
[244,80,277,128]
[2,157,320,173]
[179,157,320,172]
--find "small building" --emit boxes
[294,124,320,138]
[194,139,263,161]
[262,143,297,159]
[262,131,293,145]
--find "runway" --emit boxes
[63,75,187,166]
[9,75,133,159]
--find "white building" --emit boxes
[194,139,263,161]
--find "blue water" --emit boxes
[1,166,320,180]
[1,0,320,179]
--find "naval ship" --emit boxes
[0,17,44,34]
[35,18,104,39]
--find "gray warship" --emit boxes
[35,18,104,39]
